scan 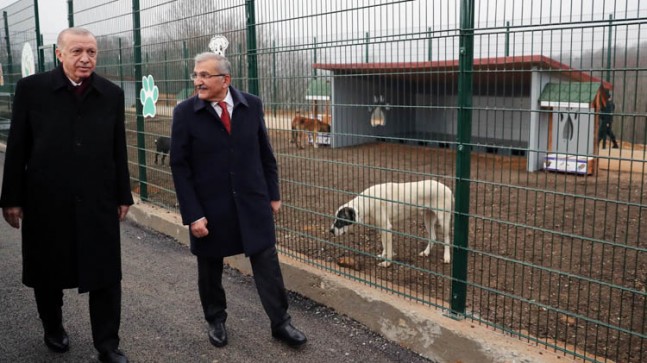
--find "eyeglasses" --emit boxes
[189,72,228,80]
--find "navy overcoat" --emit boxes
[170,86,280,258]
[0,66,133,292]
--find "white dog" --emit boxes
[330,180,454,267]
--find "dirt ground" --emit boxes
[130,116,645,363]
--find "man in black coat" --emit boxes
[0,28,132,363]
[170,52,307,348]
[598,96,619,149]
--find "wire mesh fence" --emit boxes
[0,0,39,141]
[0,1,645,362]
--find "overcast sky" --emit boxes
[0,0,67,44]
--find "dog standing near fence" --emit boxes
[154,136,171,165]
[290,111,330,149]
[330,180,454,267]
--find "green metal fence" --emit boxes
[0,1,645,362]
[0,0,39,141]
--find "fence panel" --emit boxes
[0,0,40,141]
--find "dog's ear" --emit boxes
[333,206,356,228]
[339,207,356,222]
[346,207,356,222]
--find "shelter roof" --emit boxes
[314,55,613,90]
[539,82,608,109]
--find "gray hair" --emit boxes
[57,27,96,48]
[194,52,231,75]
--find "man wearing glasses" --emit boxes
[170,52,307,349]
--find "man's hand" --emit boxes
[118,205,130,221]
[2,207,23,229]
[271,200,281,215]
[190,217,209,238]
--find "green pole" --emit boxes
[505,21,510,57]
[52,44,57,68]
[67,0,74,27]
[450,0,475,318]
[118,38,124,89]
[245,0,259,95]
[164,50,169,103]
[3,11,13,83]
[33,0,44,73]
[237,43,242,89]
[313,36,317,78]
[183,41,190,98]
[132,0,147,200]
[427,27,432,61]
[365,32,369,62]
[272,40,276,115]
[606,14,613,82]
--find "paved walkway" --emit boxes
[0,151,432,363]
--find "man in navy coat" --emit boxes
[0,28,131,363]
[170,52,307,348]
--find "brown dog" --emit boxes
[290,111,330,149]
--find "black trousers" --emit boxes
[598,124,618,148]
[197,246,290,331]
[34,282,121,353]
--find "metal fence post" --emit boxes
[118,38,124,89]
[67,0,73,27]
[272,39,276,115]
[132,0,147,199]
[183,40,189,96]
[450,0,475,318]
[365,32,369,62]
[3,11,12,85]
[427,27,432,61]
[245,0,258,95]
[33,0,43,73]
[313,36,317,78]
[505,21,510,56]
[606,14,613,82]
[52,44,57,68]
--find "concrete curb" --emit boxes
[127,197,581,363]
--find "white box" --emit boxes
[307,132,331,145]
[543,153,595,175]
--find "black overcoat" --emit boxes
[170,87,280,258]
[0,66,133,293]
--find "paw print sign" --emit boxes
[140,75,159,118]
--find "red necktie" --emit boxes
[218,101,231,134]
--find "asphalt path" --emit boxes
[0,151,432,363]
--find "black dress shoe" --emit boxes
[208,321,228,347]
[98,348,128,363]
[272,323,307,347]
[44,325,69,353]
